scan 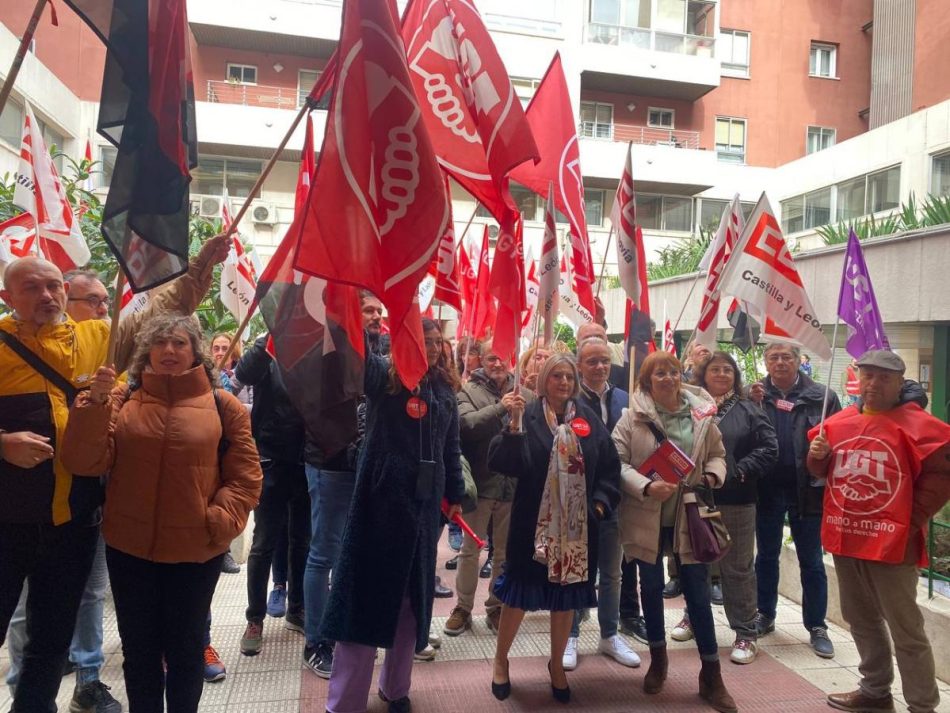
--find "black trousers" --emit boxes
[245,458,310,622]
[0,520,99,713]
[107,547,223,713]
[619,557,641,619]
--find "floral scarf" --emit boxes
[533,398,589,585]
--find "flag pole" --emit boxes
[105,269,126,367]
[671,269,704,334]
[594,227,614,298]
[0,0,49,116]
[456,204,480,246]
[818,317,841,436]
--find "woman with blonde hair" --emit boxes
[612,350,735,712]
[488,354,620,702]
[61,313,262,713]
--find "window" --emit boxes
[781,195,804,234]
[99,145,117,189]
[715,117,746,163]
[933,151,950,196]
[226,63,257,85]
[809,42,836,78]
[585,189,605,226]
[836,176,865,221]
[511,78,541,108]
[803,187,832,229]
[867,166,900,213]
[647,107,675,129]
[783,165,902,233]
[191,157,263,198]
[298,69,325,109]
[635,194,692,232]
[806,126,836,154]
[589,0,650,28]
[698,198,727,230]
[580,101,614,139]
[719,29,750,75]
[0,101,23,147]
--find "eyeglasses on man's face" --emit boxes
[68,295,110,309]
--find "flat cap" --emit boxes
[856,350,905,373]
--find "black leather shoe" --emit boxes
[433,576,453,598]
[491,659,511,701]
[661,577,681,599]
[479,557,492,579]
[620,616,649,644]
[377,690,412,713]
[710,580,724,606]
[548,660,570,703]
[445,555,459,570]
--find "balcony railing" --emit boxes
[580,123,701,150]
[585,22,716,57]
[205,80,303,109]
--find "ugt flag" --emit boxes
[219,190,260,324]
[838,229,889,358]
[718,192,832,359]
[65,0,197,290]
[695,194,744,349]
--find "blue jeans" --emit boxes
[571,512,622,639]
[755,483,827,630]
[5,533,108,690]
[638,528,718,660]
[303,466,356,648]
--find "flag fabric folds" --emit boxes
[14,102,90,271]
[718,192,832,359]
[118,276,148,318]
[428,179,462,311]
[538,187,560,345]
[510,52,595,317]
[65,0,197,291]
[611,143,640,305]
[293,0,450,389]
[219,190,259,324]
[623,226,655,373]
[695,194,744,349]
[469,224,497,340]
[838,229,889,358]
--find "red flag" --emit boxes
[522,249,540,333]
[695,194,743,349]
[623,225,655,372]
[471,224,497,340]
[457,236,477,333]
[295,114,316,213]
[611,143,641,305]
[293,0,450,389]
[401,0,539,222]
[489,213,526,360]
[427,178,462,311]
[538,185,559,345]
[510,52,595,316]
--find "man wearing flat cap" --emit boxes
[807,350,950,713]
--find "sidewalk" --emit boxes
[3,542,949,713]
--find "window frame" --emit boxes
[579,100,615,140]
[715,116,747,164]
[647,107,675,129]
[930,150,950,196]
[809,42,837,79]
[806,125,836,154]
[636,192,693,233]
[719,28,750,77]
[226,63,258,85]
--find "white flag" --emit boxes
[718,193,832,359]
[695,194,744,349]
[14,102,89,270]
[558,239,594,329]
[119,278,148,319]
[610,143,639,303]
[538,184,560,345]
[219,190,259,323]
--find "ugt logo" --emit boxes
[828,435,902,516]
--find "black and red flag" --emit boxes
[64,0,197,290]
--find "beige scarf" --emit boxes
[533,398,589,585]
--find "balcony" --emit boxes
[206,80,303,110]
[578,23,720,101]
[608,124,701,150]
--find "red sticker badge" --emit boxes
[692,403,718,420]
[776,399,795,412]
[406,397,428,419]
[571,418,591,438]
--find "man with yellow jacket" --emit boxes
[0,235,227,713]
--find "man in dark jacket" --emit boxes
[236,337,310,659]
[563,337,642,671]
[749,342,841,658]
[444,342,518,636]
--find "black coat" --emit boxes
[321,353,464,650]
[714,398,778,505]
[760,374,841,515]
[487,399,621,595]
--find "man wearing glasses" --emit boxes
[64,271,112,322]
[749,343,841,659]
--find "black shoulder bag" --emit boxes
[0,331,81,405]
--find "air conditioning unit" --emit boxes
[198,195,223,219]
[251,201,277,225]
[189,199,201,216]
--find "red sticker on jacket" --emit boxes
[571,418,591,437]
[692,403,717,420]
[776,399,795,412]
[406,397,428,419]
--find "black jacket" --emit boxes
[760,374,841,515]
[714,398,778,505]
[234,336,305,463]
[457,369,516,502]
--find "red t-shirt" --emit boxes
[809,403,950,564]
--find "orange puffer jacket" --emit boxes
[62,365,262,564]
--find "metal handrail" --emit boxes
[579,123,701,150]
[205,80,299,109]
[924,517,950,599]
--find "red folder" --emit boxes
[639,439,694,484]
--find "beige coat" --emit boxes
[611,383,726,565]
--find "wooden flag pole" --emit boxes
[594,227,614,299]
[105,269,126,367]
[0,0,48,116]
[670,269,704,334]
[818,317,841,437]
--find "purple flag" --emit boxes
[837,229,889,358]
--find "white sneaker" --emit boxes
[671,616,694,642]
[730,638,758,665]
[413,644,436,662]
[562,636,579,671]
[597,634,641,668]
[428,627,442,649]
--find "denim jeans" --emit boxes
[571,512,622,639]
[304,465,356,647]
[245,458,311,623]
[755,483,827,630]
[0,521,99,713]
[637,528,718,660]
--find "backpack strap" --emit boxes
[0,330,81,405]
[645,420,666,445]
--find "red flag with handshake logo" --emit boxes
[293,0,451,389]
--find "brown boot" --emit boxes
[699,658,738,713]
[643,645,668,694]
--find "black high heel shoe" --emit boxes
[548,660,571,703]
[491,659,511,701]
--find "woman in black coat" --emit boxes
[488,353,621,703]
[691,351,777,665]
[322,319,464,713]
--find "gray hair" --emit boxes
[62,269,101,285]
[576,336,609,360]
[128,313,216,385]
[763,342,801,361]
[537,353,581,400]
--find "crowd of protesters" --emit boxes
[0,248,947,713]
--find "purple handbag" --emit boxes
[684,493,732,564]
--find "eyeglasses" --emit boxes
[68,296,110,309]
[765,354,796,363]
